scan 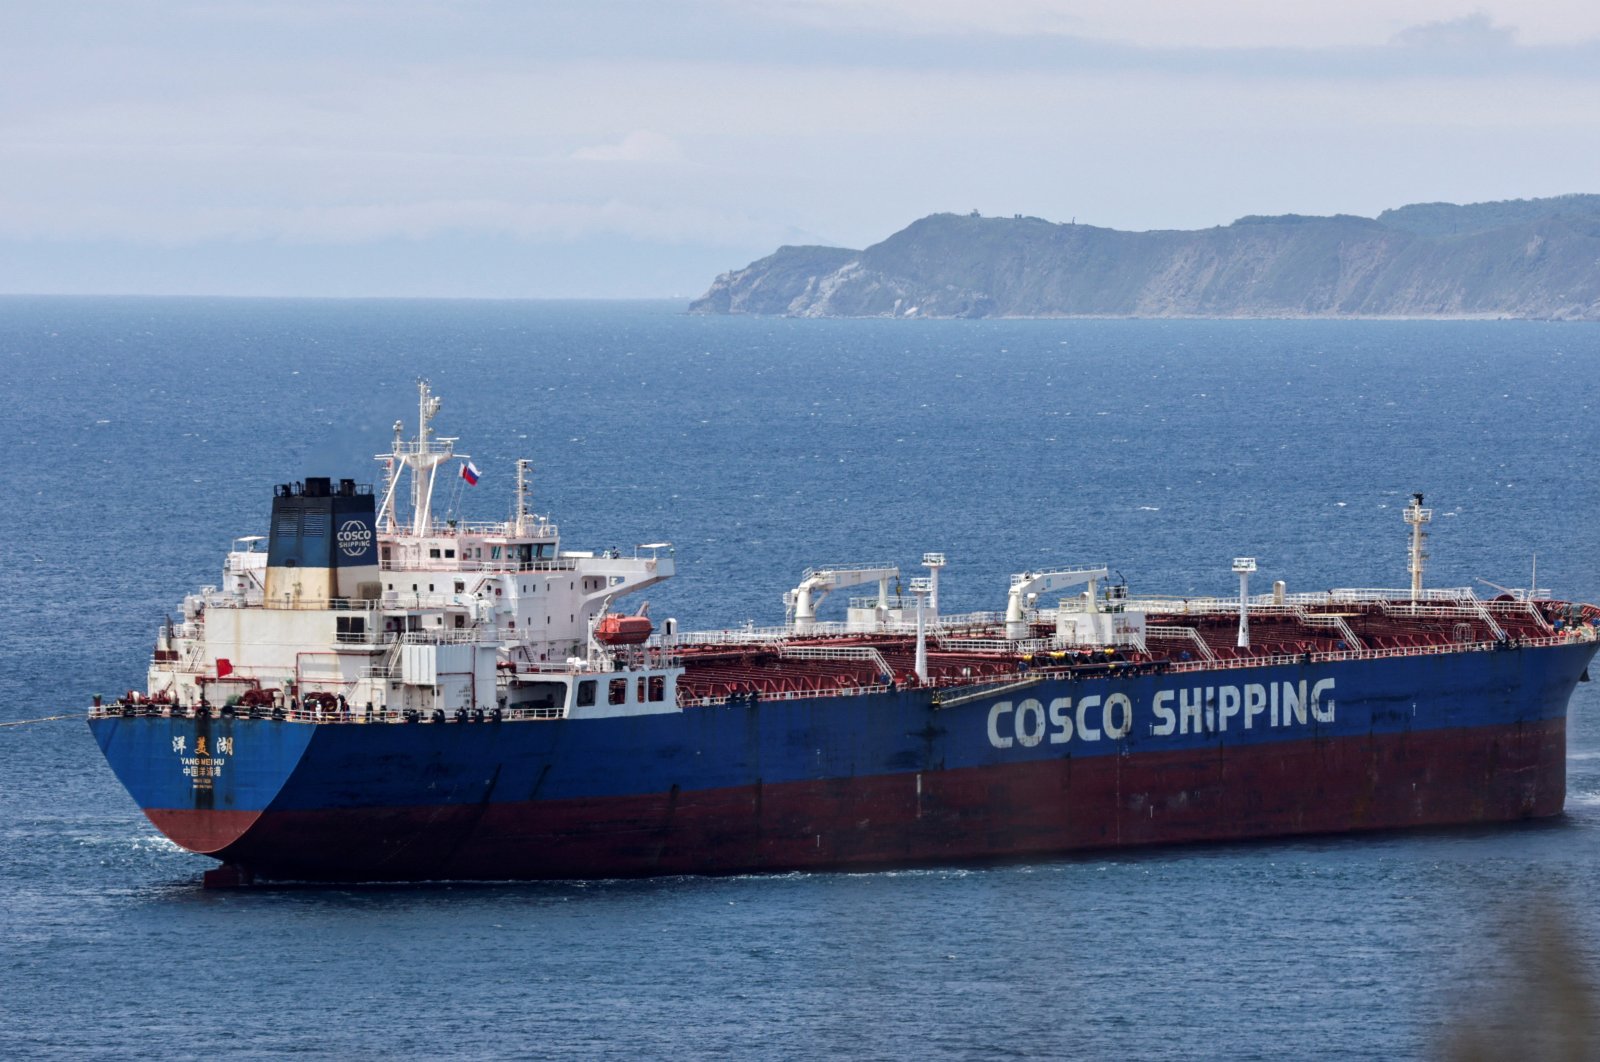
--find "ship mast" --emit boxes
[1404,492,1432,603]
[374,380,469,536]
[1233,557,1256,648]
[377,420,403,532]
[515,459,533,537]
[910,577,932,684]
[412,383,440,534]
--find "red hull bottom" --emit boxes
[153,720,1567,882]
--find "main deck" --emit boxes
[92,589,1598,725]
[671,590,1593,703]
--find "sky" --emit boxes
[3,1,1600,297]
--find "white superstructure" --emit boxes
[144,382,678,722]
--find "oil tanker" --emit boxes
[88,384,1600,885]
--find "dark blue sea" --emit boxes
[4,298,1600,1059]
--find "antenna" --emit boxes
[413,380,434,533]
[418,379,435,446]
[1404,492,1433,603]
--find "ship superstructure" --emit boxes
[148,383,676,725]
[91,387,1600,885]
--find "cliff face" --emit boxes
[691,196,1600,319]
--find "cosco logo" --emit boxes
[987,695,1133,749]
[336,520,373,558]
[984,678,1338,750]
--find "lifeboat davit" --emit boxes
[595,613,654,645]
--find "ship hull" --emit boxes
[90,642,1597,881]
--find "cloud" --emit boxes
[5,2,1600,297]
[5,54,1600,252]
[732,1,1593,51]
[571,131,684,163]
[746,0,1085,37]
[1392,12,1517,50]
[0,193,786,249]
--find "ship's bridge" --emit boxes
[379,517,561,573]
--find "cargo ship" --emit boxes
[89,383,1600,885]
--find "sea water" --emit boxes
[3,298,1599,1059]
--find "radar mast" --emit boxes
[374,380,470,535]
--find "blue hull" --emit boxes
[90,641,1598,880]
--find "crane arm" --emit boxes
[784,564,899,632]
[1004,565,1110,638]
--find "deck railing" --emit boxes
[88,702,570,725]
[106,626,1596,723]
[1145,625,1218,662]
[779,644,895,679]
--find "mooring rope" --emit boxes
[0,713,79,728]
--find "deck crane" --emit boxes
[1004,565,1111,641]
[785,563,900,635]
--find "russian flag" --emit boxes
[460,461,481,486]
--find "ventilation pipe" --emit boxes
[910,577,933,685]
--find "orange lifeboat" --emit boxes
[595,613,654,645]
